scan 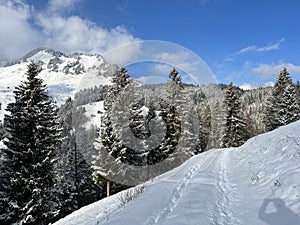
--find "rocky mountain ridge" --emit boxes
[0,47,117,121]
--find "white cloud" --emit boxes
[103,41,142,66]
[105,39,217,84]
[154,51,216,84]
[257,38,284,52]
[252,62,300,79]
[239,81,274,90]
[48,0,80,12]
[234,38,284,56]
[264,81,275,87]
[137,76,167,84]
[147,63,195,84]
[0,0,138,60]
[236,45,257,55]
[150,63,173,76]
[239,83,256,90]
[224,57,234,62]
[0,0,43,59]
[37,14,137,55]
[224,39,285,63]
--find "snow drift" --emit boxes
[54,120,300,225]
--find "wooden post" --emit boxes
[107,180,110,197]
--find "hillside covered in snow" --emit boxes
[54,121,300,225]
[0,47,116,122]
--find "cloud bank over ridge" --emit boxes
[0,0,138,60]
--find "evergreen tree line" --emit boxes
[92,67,213,188]
[74,85,110,107]
[220,67,300,148]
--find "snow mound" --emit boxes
[54,120,300,225]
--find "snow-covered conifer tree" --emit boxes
[0,62,60,225]
[277,84,300,125]
[221,82,247,148]
[264,67,299,131]
[92,67,132,194]
[197,103,212,153]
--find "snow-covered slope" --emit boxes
[82,101,104,129]
[54,121,300,225]
[0,47,116,122]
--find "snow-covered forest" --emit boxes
[0,49,300,225]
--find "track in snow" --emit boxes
[145,150,218,225]
[211,149,241,225]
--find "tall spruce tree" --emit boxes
[0,62,60,225]
[221,82,247,148]
[196,103,212,153]
[277,84,300,125]
[264,67,299,131]
[155,68,182,164]
[103,67,133,166]
[92,67,132,194]
[154,68,198,170]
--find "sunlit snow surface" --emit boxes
[54,121,300,225]
[82,101,104,129]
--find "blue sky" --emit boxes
[1,0,300,88]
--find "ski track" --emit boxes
[145,150,218,225]
[211,149,241,225]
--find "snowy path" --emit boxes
[211,149,241,225]
[56,149,242,225]
[144,150,219,225]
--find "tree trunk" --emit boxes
[107,181,110,197]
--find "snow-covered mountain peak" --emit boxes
[0,48,117,121]
[21,47,66,63]
[5,47,116,77]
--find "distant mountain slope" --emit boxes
[54,120,300,225]
[0,47,116,122]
